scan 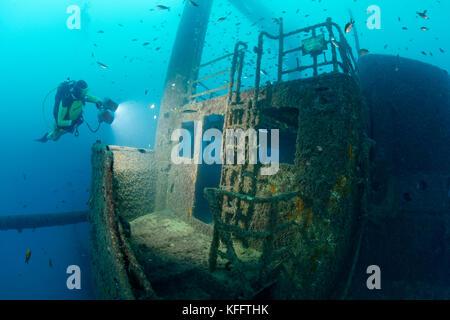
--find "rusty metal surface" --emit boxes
[89,143,157,300]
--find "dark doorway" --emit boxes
[258,107,299,165]
[193,114,225,224]
[180,121,195,158]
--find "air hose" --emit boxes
[41,87,58,130]
[84,118,101,133]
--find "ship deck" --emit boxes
[129,209,262,299]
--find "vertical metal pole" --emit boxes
[278,18,284,83]
[312,28,318,77]
[326,18,338,73]
[235,49,245,104]
[254,34,264,102]
[228,44,239,104]
[160,0,214,109]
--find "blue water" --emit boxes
[0,0,448,299]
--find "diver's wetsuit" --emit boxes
[37,81,101,142]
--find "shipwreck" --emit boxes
[4,0,447,300]
[88,1,369,300]
[88,1,450,300]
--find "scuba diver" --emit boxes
[36,79,104,143]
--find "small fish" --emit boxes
[217,17,226,22]
[118,23,124,27]
[145,89,149,95]
[421,51,427,56]
[417,10,429,19]
[142,42,150,46]
[131,38,138,41]
[49,259,53,268]
[345,19,355,34]
[315,87,329,92]
[97,30,104,34]
[330,37,339,48]
[97,61,108,69]
[260,69,268,76]
[156,5,170,11]
[25,249,31,264]
[440,48,445,53]
[189,0,199,7]
[359,48,369,55]
[420,27,429,31]
[402,27,408,30]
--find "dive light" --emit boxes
[98,98,118,125]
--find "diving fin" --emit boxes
[35,133,49,143]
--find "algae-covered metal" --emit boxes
[88,7,369,299]
[89,70,369,299]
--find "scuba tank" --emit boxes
[53,81,77,119]
[41,80,75,130]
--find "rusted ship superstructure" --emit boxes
[88,0,370,300]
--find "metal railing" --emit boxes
[204,187,304,297]
[188,42,248,104]
[254,17,358,100]
[188,18,357,105]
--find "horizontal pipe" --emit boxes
[0,211,88,231]
[199,53,234,69]
[194,68,231,83]
[283,46,304,56]
[191,84,228,99]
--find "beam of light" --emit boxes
[110,101,158,149]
